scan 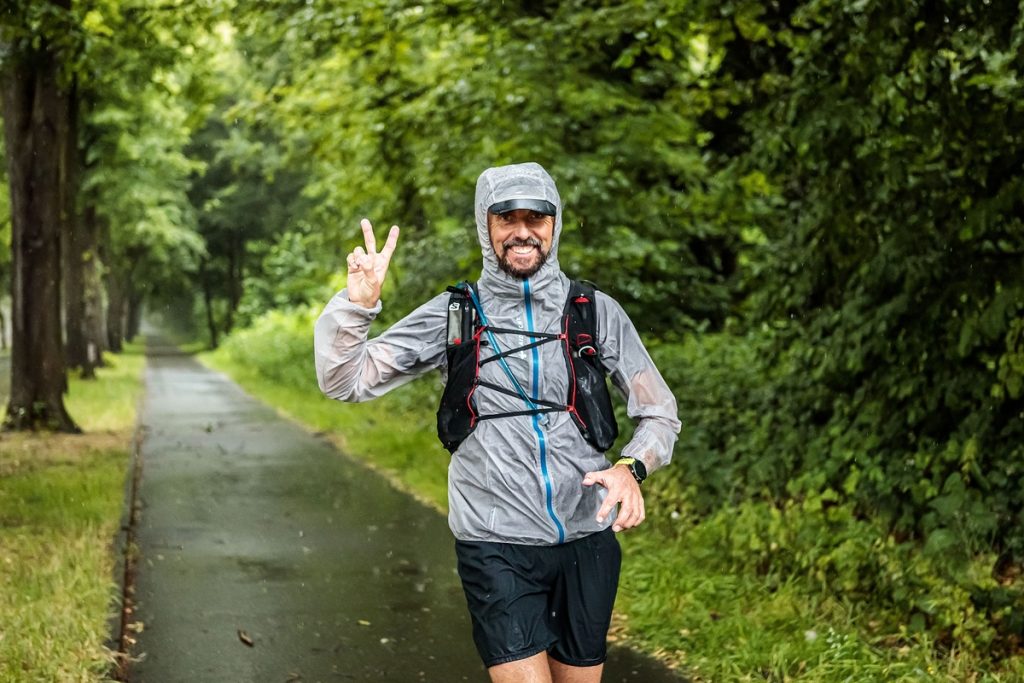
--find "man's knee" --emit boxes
[488,651,553,683]
[549,656,605,683]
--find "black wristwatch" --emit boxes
[615,457,647,485]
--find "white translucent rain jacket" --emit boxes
[314,162,681,545]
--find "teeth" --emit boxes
[511,246,536,254]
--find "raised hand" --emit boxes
[346,218,400,308]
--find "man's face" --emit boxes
[488,208,555,280]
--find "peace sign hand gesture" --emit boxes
[346,218,400,309]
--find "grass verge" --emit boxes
[614,509,1024,681]
[0,344,145,682]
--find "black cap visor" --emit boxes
[488,198,557,216]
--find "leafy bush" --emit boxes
[215,304,320,390]
[649,329,1024,658]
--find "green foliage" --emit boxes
[218,0,755,329]
[185,86,318,332]
[210,305,320,389]
[659,0,1024,577]
[79,0,220,294]
[652,324,1024,657]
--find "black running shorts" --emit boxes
[454,528,622,668]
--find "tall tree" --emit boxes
[0,0,79,431]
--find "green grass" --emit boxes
[616,512,1024,682]
[0,343,145,682]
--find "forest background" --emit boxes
[1,0,1023,680]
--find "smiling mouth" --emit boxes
[496,239,548,279]
[503,237,542,256]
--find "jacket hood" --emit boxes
[475,162,564,296]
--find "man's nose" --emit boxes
[511,221,531,237]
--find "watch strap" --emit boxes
[614,457,645,485]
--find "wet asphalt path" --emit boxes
[130,339,684,682]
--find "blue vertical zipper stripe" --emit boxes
[523,280,566,544]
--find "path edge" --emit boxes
[106,363,147,680]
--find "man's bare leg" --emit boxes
[550,658,604,683]
[488,652,553,683]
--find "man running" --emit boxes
[315,162,680,682]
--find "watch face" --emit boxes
[631,460,647,483]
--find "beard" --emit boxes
[497,237,548,280]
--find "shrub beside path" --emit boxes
[128,339,683,682]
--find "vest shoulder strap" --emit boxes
[564,279,600,359]
[561,279,620,451]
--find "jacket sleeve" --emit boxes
[314,289,448,402]
[595,292,681,475]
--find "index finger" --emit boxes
[360,218,377,254]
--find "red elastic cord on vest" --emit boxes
[466,325,486,428]
[562,315,581,424]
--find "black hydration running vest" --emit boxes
[436,280,619,454]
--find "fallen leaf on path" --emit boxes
[357,619,371,626]
[238,629,255,647]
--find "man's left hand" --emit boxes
[582,464,645,533]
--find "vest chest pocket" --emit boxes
[437,341,479,454]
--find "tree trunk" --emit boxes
[224,259,234,334]
[126,288,143,341]
[200,257,218,349]
[224,232,243,335]
[81,202,107,368]
[62,78,94,378]
[105,267,125,353]
[1,33,79,432]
